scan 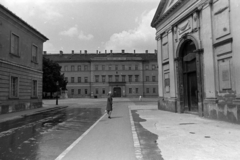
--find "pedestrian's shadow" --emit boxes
[110,116,122,119]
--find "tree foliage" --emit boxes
[43,57,67,94]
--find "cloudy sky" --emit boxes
[0,0,160,53]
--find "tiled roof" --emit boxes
[44,53,157,62]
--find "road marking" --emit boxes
[55,112,107,160]
[128,106,144,160]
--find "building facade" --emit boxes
[44,50,158,98]
[151,0,240,124]
[0,5,48,114]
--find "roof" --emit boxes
[0,4,48,41]
[44,53,157,62]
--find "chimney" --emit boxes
[134,50,136,54]
[60,50,63,54]
[110,50,112,53]
[43,51,47,55]
[96,50,98,54]
[155,49,157,54]
[72,50,74,54]
[122,50,125,53]
[80,50,82,54]
[84,50,87,54]
[105,50,107,53]
[145,50,148,54]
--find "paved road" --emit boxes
[59,101,137,160]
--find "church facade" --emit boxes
[151,0,240,124]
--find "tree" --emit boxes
[43,57,67,98]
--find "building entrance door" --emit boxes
[182,41,198,112]
[113,87,121,97]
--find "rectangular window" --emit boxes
[164,73,170,93]
[129,65,131,70]
[146,76,149,82]
[78,77,81,83]
[128,75,132,82]
[71,89,74,95]
[77,65,81,71]
[102,65,105,70]
[84,65,88,71]
[71,65,75,71]
[152,76,156,82]
[135,65,138,70]
[115,75,119,82]
[95,65,98,70]
[153,88,156,93]
[108,64,112,70]
[32,80,37,97]
[95,75,99,82]
[122,75,126,82]
[10,76,18,97]
[115,65,118,70]
[85,89,88,94]
[32,45,38,63]
[71,77,74,83]
[11,33,19,56]
[84,77,88,83]
[129,88,132,94]
[152,64,156,70]
[122,65,125,70]
[96,88,98,94]
[135,75,139,82]
[108,75,112,82]
[145,65,149,70]
[102,88,105,94]
[78,89,81,94]
[136,88,138,94]
[146,88,149,93]
[102,75,106,82]
[64,66,68,71]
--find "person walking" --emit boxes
[106,93,113,119]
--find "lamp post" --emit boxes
[56,81,59,105]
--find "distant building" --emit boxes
[44,50,158,98]
[0,5,48,114]
[152,0,240,124]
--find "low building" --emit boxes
[151,0,240,124]
[0,4,48,114]
[44,50,158,98]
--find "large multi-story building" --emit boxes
[0,4,48,114]
[152,0,240,124]
[44,50,158,98]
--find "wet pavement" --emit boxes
[0,107,103,160]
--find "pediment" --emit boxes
[151,0,189,28]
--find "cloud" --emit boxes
[104,8,157,52]
[59,26,94,41]
[43,42,57,53]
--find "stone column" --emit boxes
[201,4,216,99]
[157,35,163,98]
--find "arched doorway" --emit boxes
[179,40,198,112]
[113,87,121,97]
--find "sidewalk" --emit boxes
[129,104,240,160]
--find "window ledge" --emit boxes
[31,96,38,99]
[9,53,20,58]
[8,97,19,100]
[31,60,38,64]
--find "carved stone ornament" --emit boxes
[193,13,198,22]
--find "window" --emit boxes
[135,75,139,82]
[95,65,98,70]
[152,65,156,70]
[78,77,81,83]
[122,75,126,82]
[129,65,131,70]
[122,65,125,70]
[78,89,81,94]
[108,64,112,70]
[164,73,170,93]
[146,76,149,82]
[11,33,19,56]
[129,88,132,94]
[102,65,105,70]
[146,88,149,93]
[96,88,98,94]
[102,89,105,94]
[32,80,37,97]
[115,75,119,82]
[77,65,81,71]
[152,76,156,82]
[71,65,75,71]
[71,89,74,95]
[64,66,68,71]
[71,77,74,83]
[128,75,132,82]
[136,88,138,94]
[135,65,138,70]
[32,45,38,63]
[84,77,88,83]
[153,88,156,93]
[95,75,99,82]
[85,89,88,94]
[145,65,149,70]
[84,65,88,71]
[108,75,112,82]
[10,76,18,97]
[115,65,118,70]
[102,75,106,82]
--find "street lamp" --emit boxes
[56,81,59,105]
